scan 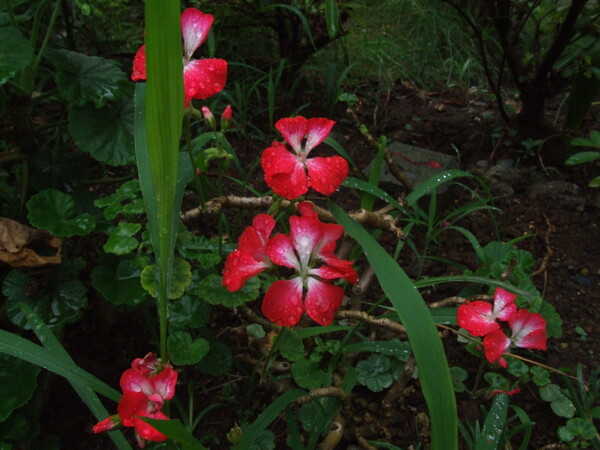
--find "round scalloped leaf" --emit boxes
[356,354,394,392]
[91,259,147,306]
[197,339,233,376]
[3,270,87,329]
[103,222,142,255]
[0,354,40,421]
[169,295,210,329]
[69,94,134,166]
[27,189,95,237]
[277,328,305,362]
[140,257,192,300]
[291,358,327,390]
[168,331,210,366]
[0,27,33,86]
[45,49,127,108]
[193,274,260,307]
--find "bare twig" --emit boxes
[335,310,406,335]
[532,214,554,277]
[296,387,349,405]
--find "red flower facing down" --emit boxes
[457,287,517,336]
[131,8,228,109]
[93,353,178,448]
[260,117,349,199]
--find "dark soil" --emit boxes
[30,82,600,448]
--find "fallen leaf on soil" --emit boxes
[0,217,62,267]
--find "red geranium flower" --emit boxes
[457,287,517,336]
[222,214,275,291]
[261,202,358,326]
[483,309,547,367]
[260,117,349,199]
[131,8,228,109]
[93,353,178,447]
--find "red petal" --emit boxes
[267,234,300,270]
[312,259,358,284]
[118,391,148,426]
[509,310,547,350]
[456,301,499,337]
[493,287,517,321]
[131,45,146,81]
[304,279,343,325]
[238,214,275,260]
[261,279,304,326]
[306,156,348,195]
[222,249,268,291]
[181,8,213,61]
[132,410,169,442]
[275,117,308,153]
[120,368,151,394]
[304,118,335,154]
[183,58,228,106]
[261,144,308,199]
[149,367,178,401]
[93,415,120,434]
[483,329,511,364]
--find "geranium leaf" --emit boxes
[27,189,95,237]
[196,339,232,376]
[103,222,142,255]
[141,257,192,300]
[167,331,210,365]
[0,27,33,86]
[291,358,327,390]
[277,328,305,362]
[0,354,40,421]
[46,49,127,108]
[169,295,210,329]
[356,354,394,392]
[69,93,134,166]
[193,274,260,307]
[91,258,147,306]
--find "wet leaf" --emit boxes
[356,354,394,392]
[277,328,305,362]
[27,189,95,237]
[167,331,210,365]
[291,358,327,390]
[141,257,192,300]
[103,222,141,255]
[91,258,147,306]
[0,27,33,86]
[0,354,40,421]
[193,274,260,307]
[169,295,210,329]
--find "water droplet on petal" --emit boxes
[288,315,296,324]
[208,64,215,71]
[296,307,303,314]
[199,82,206,90]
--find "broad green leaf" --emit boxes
[104,222,142,255]
[476,393,507,450]
[0,354,40,421]
[0,27,33,86]
[196,339,232,376]
[140,418,206,450]
[141,257,192,299]
[530,366,550,387]
[4,269,87,329]
[539,384,575,418]
[298,399,330,434]
[330,201,457,450]
[248,430,275,450]
[193,274,260,307]
[169,295,210,329]
[91,259,147,306]
[291,358,327,390]
[590,175,600,188]
[565,151,600,165]
[356,354,394,392]
[277,328,305,362]
[46,49,127,108]
[343,338,410,360]
[95,179,144,220]
[449,366,467,393]
[27,189,95,237]
[167,331,210,366]
[69,94,134,166]
[564,417,598,440]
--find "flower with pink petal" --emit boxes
[457,287,517,336]
[131,8,228,109]
[260,117,348,199]
[483,309,547,367]
[261,202,358,326]
[223,214,276,292]
[93,353,178,447]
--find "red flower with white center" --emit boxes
[457,287,517,336]
[93,353,178,447]
[261,202,358,326]
[260,117,348,199]
[131,8,228,109]
[482,309,547,367]
[222,214,276,292]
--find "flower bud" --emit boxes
[201,106,216,130]
[221,105,233,131]
[92,415,121,434]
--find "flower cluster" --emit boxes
[93,353,178,448]
[131,8,228,109]
[457,287,547,367]
[223,202,358,326]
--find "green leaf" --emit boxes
[589,175,600,188]
[449,366,467,393]
[406,169,474,208]
[565,151,600,165]
[167,331,210,365]
[539,384,575,418]
[343,338,410,360]
[91,258,147,306]
[330,201,457,450]
[104,222,142,255]
[141,257,192,299]
[0,354,40,421]
[277,328,305,362]
[196,339,232,377]
[4,269,87,329]
[193,274,260,307]
[69,93,134,166]
[530,366,551,387]
[139,418,206,450]
[565,417,598,440]
[356,354,394,392]
[27,189,95,237]
[0,27,33,86]
[291,358,327,390]
[298,399,329,434]
[325,0,340,38]
[248,430,275,450]
[46,49,127,108]
[169,295,210,329]
[476,393,507,450]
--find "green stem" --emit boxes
[184,114,206,206]
[31,0,61,77]
[4,0,17,28]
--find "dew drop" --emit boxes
[208,64,215,71]
[296,307,303,314]
[288,315,296,324]
[199,82,206,90]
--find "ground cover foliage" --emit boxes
[1,0,600,448]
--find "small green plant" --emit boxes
[566,130,600,188]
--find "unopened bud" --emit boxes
[201,106,216,130]
[226,423,243,444]
[221,105,233,131]
[92,415,121,434]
